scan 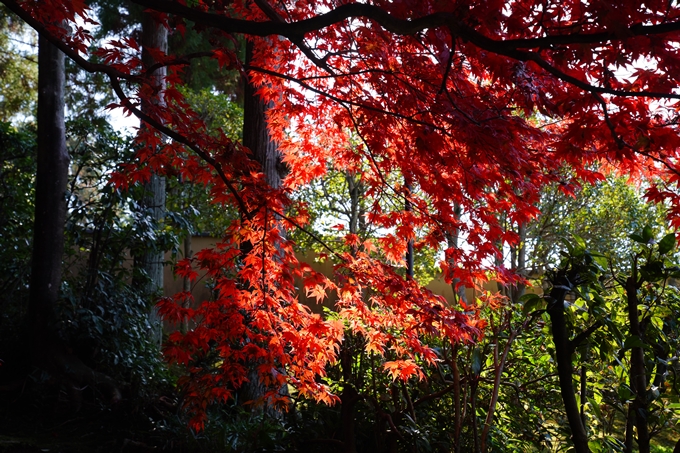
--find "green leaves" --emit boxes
[521,293,545,315]
[630,227,677,256]
[623,335,645,350]
[658,232,676,255]
[471,347,483,376]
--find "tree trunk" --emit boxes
[237,39,287,410]
[134,12,168,347]
[28,33,69,362]
[546,277,591,453]
[242,43,282,191]
[28,33,120,404]
[625,273,650,453]
[334,175,364,452]
[446,204,467,303]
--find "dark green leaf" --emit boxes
[629,233,646,244]
[658,233,676,255]
[623,335,645,350]
[471,347,483,376]
[573,235,587,252]
[521,293,545,315]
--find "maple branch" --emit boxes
[270,208,345,262]
[131,0,452,38]
[252,0,336,75]
[1,0,136,81]
[145,51,215,77]
[132,0,680,103]
[438,33,456,95]
[133,0,680,51]
[107,75,252,218]
[459,28,680,101]
[249,65,451,133]
[592,92,627,150]
[500,22,680,49]
[592,92,680,179]
[411,382,456,407]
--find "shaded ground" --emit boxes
[0,379,194,453]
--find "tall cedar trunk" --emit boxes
[28,34,69,360]
[28,34,120,403]
[242,43,282,190]
[237,40,286,409]
[625,273,650,453]
[134,12,167,347]
[546,279,591,453]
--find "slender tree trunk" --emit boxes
[134,12,167,347]
[625,273,650,453]
[511,222,527,303]
[340,340,359,453]
[481,322,517,452]
[452,345,462,453]
[337,174,363,453]
[546,279,591,453]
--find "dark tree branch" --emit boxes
[133,0,680,51]
[2,0,136,80]
[252,0,336,75]
[568,320,604,355]
[107,75,252,218]
[130,0,680,102]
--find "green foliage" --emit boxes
[168,24,242,96]
[154,403,295,453]
[165,87,243,238]
[0,121,36,347]
[0,115,172,396]
[0,6,37,124]
[527,176,669,272]
[59,116,170,394]
[536,230,680,450]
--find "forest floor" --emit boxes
[0,383,197,453]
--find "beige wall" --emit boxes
[163,238,526,311]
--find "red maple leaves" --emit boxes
[14,0,680,430]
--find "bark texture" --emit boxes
[28,34,120,403]
[134,12,168,347]
[28,35,69,352]
[624,271,650,453]
[546,276,591,453]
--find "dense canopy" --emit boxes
[5,0,680,444]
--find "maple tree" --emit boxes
[7,0,680,448]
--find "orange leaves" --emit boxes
[384,360,424,381]
[377,234,408,265]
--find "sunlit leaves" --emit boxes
[21,0,680,432]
